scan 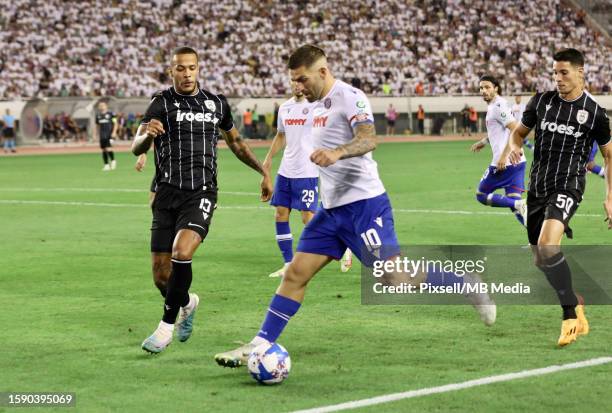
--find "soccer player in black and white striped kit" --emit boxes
[132,47,273,353]
[500,48,612,347]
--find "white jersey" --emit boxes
[309,80,385,208]
[486,95,525,166]
[511,101,526,124]
[276,97,318,178]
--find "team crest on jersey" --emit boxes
[204,100,216,112]
[302,107,309,115]
[576,110,589,125]
[324,98,332,109]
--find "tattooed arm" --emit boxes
[310,123,377,167]
[221,127,273,201]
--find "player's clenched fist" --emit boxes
[145,119,165,138]
[310,148,342,167]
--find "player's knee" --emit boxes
[283,264,310,288]
[171,249,193,261]
[476,192,488,205]
[152,260,170,283]
[275,208,290,221]
[586,161,594,170]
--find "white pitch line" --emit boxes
[0,199,604,218]
[290,357,612,413]
[0,187,259,196]
[0,199,269,210]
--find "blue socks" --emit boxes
[257,294,301,343]
[592,165,605,178]
[476,193,516,209]
[275,222,293,263]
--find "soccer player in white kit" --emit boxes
[263,82,352,278]
[511,96,533,150]
[215,46,496,368]
[471,76,527,226]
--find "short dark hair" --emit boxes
[479,75,502,94]
[553,48,584,67]
[288,45,326,69]
[172,46,199,61]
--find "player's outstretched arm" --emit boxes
[262,132,286,173]
[310,123,376,167]
[221,127,273,201]
[131,120,164,156]
[601,143,612,229]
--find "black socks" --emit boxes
[162,259,193,324]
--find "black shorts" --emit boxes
[527,190,581,245]
[150,183,217,253]
[3,127,15,138]
[387,120,395,127]
[100,137,112,149]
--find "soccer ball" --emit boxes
[247,342,291,384]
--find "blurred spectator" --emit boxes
[461,104,471,137]
[243,108,253,138]
[63,112,86,142]
[39,112,87,142]
[0,1,609,98]
[252,105,259,137]
[2,109,16,153]
[385,104,397,135]
[415,81,425,96]
[42,115,55,142]
[272,102,279,135]
[417,104,425,135]
[469,106,478,133]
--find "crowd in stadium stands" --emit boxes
[0,0,610,99]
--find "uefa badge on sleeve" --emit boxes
[324,98,332,109]
[576,109,589,125]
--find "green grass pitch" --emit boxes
[0,141,610,412]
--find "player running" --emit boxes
[215,45,496,368]
[264,81,352,278]
[500,48,612,347]
[511,96,534,150]
[586,142,606,179]
[132,46,273,354]
[95,101,118,171]
[471,75,527,226]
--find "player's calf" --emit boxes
[152,253,171,298]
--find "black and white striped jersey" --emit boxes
[95,111,115,138]
[521,91,610,198]
[141,87,234,191]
